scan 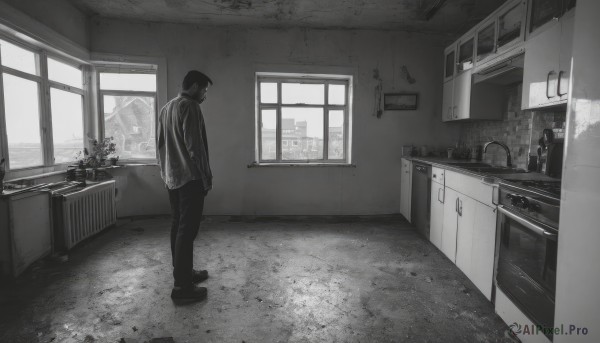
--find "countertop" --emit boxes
[402,156,560,184]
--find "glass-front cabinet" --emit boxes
[497,2,525,50]
[457,37,474,73]
[472,0,526,69]
[529,0,577,35]
[529,0,562,33]
[444,48,455,82]
[476,22,496,62]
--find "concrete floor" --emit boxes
[0,215,517,343]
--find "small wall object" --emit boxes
[384,93,418,111]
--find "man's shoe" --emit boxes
[171,285,207,301]
[192,269,209,284]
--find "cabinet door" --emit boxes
[476,21,496,63]
[457,37,474,73]
[529,0,562,34]
[441,187,459,262]
[442,80,454,122]
[497,0,525,52]
[400,158,412,222]
[470,202,497,301]
[521,21,561,109]
[429,182,445,250]
[557,10,574,100]
[455,195,476,276]
[453,70,472,120]
[444,48,456,82]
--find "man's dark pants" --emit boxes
[168,180,205,287]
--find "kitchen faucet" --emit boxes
[483,141,512,167]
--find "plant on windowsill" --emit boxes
[108,155,119,166]
[74,136,117,169]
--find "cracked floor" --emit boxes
[0,215,517,343]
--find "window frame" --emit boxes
[256,73,352,165]
[0,34,87,172]
[96,65,158,163]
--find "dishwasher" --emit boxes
[411,163,431,239]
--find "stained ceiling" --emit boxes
[69,0,506,38]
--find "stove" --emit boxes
[502,179,562,200]
[495,178,561,339]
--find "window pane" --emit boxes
[0,39,38,75]
[282,83,324,105]
[2,74,42,169]
[328,84,346,105]
[281,107,323,160]
[328,110,344,159]
[50,88,84,164]
[498,4,522,47]
[477,23,495,61]
[103,95,156,159]
[260,82,277,103]
[100,73,156,92]
[261,109,276,160]
[48,57,82,88]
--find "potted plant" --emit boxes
[74,136,117,169]
[108,155,119,166]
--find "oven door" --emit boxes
[495,205,558,337]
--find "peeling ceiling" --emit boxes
[69,0,506,38]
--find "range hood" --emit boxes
[473,53,524,85]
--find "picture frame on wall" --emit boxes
[384,93,418,110]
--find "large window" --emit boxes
[99,70,157,160]
[256,73,351,163]
[0,38,85,170]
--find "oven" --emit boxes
[495,185,560,340]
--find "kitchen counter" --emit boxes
[403,156,560,184]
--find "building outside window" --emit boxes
[98,69,157,160]
[256,73,351,164]
[0,38,85,170]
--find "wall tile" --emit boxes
[458,84,566,170]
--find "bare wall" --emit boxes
[90,18,460,215]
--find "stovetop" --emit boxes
[503,179,562,200]
[499,179,561,229]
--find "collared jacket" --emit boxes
[157,94,212,192]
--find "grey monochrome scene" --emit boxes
[0,0,598,342]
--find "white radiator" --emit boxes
[61,180,116,250]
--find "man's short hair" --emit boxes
[182,70,213,90]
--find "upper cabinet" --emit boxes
[474,0,527,71]
[521,2,575,109]
[497,1,526,52]
[441,0,577,119]
[529,0,576,35]
[442,30,504,122]
[444,47,456,83]
[476,22,496,63]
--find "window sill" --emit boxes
[248,162,356,168]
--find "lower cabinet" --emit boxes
[438,183,497,300]
[441,187,459,261]
[469,203,496,300]
[429,181,445,250]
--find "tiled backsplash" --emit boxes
[459,84,566,170]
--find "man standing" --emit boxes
[157,70,213,301]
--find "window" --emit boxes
[0,38,85,170]
[256,73,351,163]
[99,70,157,160]
[48,58,84,164]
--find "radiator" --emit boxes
[61,180,116,250]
